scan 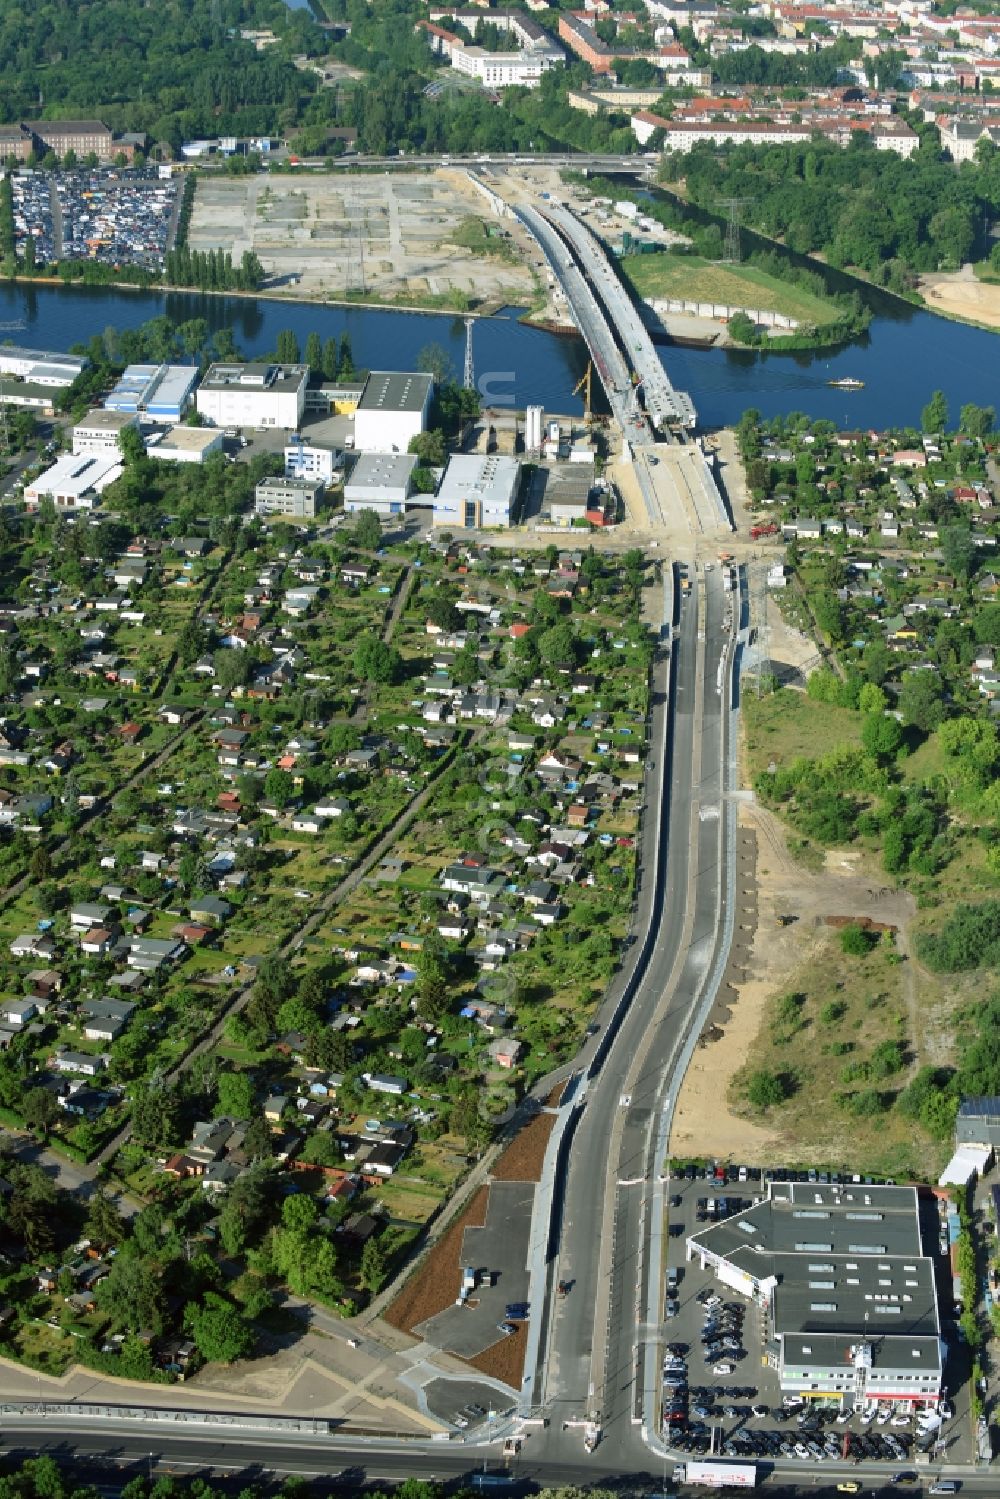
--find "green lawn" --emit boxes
[619,251,841,326]
[743,691,862,778]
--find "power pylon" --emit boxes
[716,198,750,264]
[463,317,475,391]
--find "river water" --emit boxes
[3,277,999,430]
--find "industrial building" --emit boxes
[433,454,521,529]
[0,381,59,414]
[146,427,224,465]
[196,362,309,432]
[255,475,324,520]
[686,1181,942,1410]
[73,409,138,456]
[0,347,87,387]
[343,453,417,516]
[285,436,339,486]
[353,371,433,454]
[104,364,199,424]
[24,453,123,510]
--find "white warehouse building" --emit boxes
[24,453,123,510]
[196,362,309,432]
[0,346,87,387]
[433,454,520,529]
[353,371,433,454]
[343,453,417,516]
[146,427,225,465]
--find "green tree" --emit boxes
[898,669,945,732]
[217,1071,255,1119]
[96,1253,164,1334]
[352,635,402,685]
[276,329,300,364]
[746,1070,789,1109]
[921,389,949,434]
[840,923,875,956]
[22,1086,57,1136]
[186,1294,256,1363]
[959,403,995,440]
[408,429,446,466]
[415,342,451,385]
[118,425,147,465]
[305,331,323,373]
[353,509,382,551]
[941,522,977,583]
[861,712,902,761]
[857,682,887,715]
[360,1235,387,1293]
[85,1189,127,1248]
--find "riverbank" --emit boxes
[918,264,1000,333]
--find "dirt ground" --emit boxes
[491,1109,556,1183]
[188,171,534,306]
[464,1319,528,1387]
[919,265,1000,331]
[384,1186,488,1335]
[670,800,920,1165]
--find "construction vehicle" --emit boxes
[775,913,793,927]
[749,521,779,540]
[573,362,592,422]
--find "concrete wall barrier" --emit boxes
[649,297,799,329]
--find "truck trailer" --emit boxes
[672,1459,757,1489]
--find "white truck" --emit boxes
[672,1460,757,1489]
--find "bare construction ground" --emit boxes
[188,171,535,307]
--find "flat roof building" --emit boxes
[147,426,225,465]
[73,408,138,456]
[255,475,324,519]
[24,453,123,510]
[0,347,87,387]
[686,1181,942,1410]
[354,371,433,455]
[197,362,308,432]
[343,452,417,515]
[104,363,199,424]
[433,454,520,529]
[285,437,339,485]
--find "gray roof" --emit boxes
[687,1181,940,1368]
[358,371,433,414]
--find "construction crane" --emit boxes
[573,361,592,422]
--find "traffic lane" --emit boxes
[543,589,697,1405]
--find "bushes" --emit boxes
[746,1069,791,1109]
[917,900,1000,972]
[840,923,876,956]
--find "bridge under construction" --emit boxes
[515,198,729,534]
[515,200,696,443]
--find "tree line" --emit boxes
[164,245,265,293]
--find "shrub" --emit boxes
[840,924,876,956]
[840,1088,889,1117]
[746,1070,790,1110]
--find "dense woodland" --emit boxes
[0,0,321,147]
[662,135,1000,285]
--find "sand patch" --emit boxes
[919,271,1000,331]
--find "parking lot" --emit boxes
[8,167,178,270]
[660,1164,967,1475]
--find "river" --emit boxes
[2,277,999,431]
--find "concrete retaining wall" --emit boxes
[649,297,799,329]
